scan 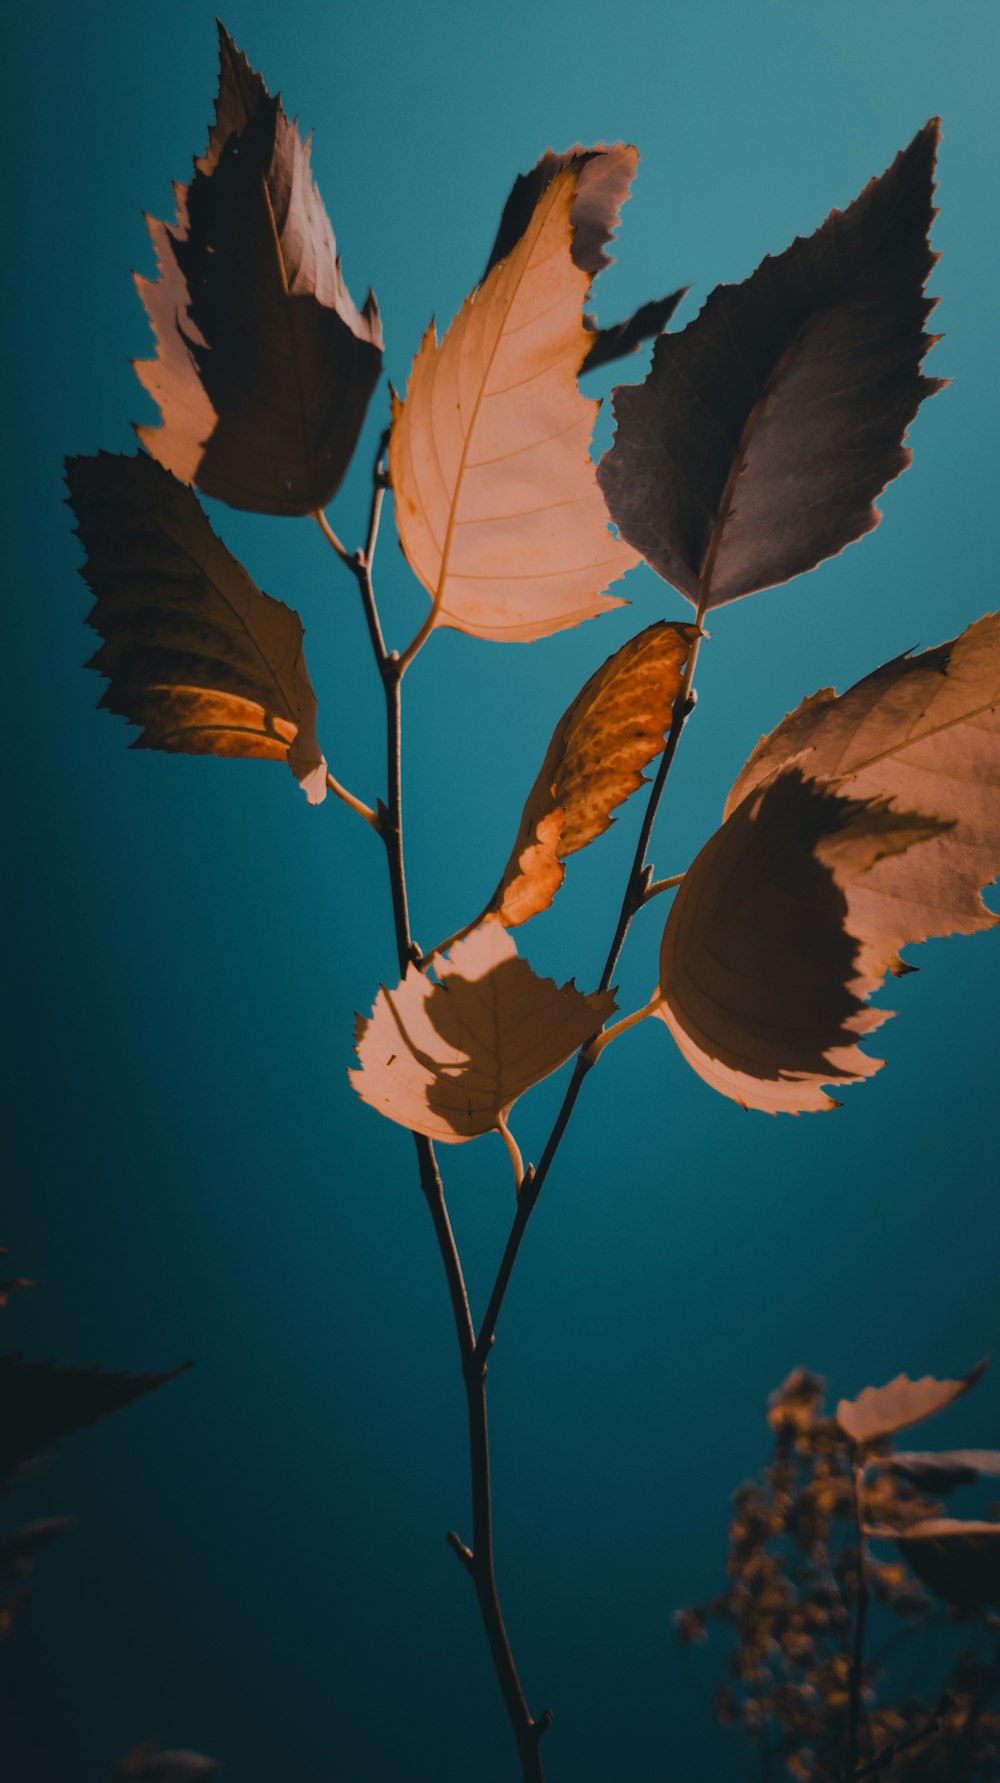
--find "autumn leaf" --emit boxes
[598,121,943,609]
[888,1450,1000,1492]
[389,164,639,646]
[868,1519,1000,1609]
[836,1361,987,1445]
[134,24,382,516]
[350,920,615,1143]
[483,143,686,372]
[66,452,329,803]
[112,1740,223,1782]
[0,1354,189,1492]
[485,622,697,927]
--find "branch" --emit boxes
[845,1457,870,1782]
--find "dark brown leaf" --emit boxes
[112,1739,222,1782]
[0,1517,74,1582]
[868,1519,1000,1608]
[0,1354,189,1492]
[837,1361,987,1445]
[598,121,943,608]
[134,24,382,515]
[888,1450,1000,1493]
[66,452,328,802]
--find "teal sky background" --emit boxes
[3,1,1000,1778]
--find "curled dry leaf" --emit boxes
[655,610,1000,1112]
[390,164,638,644]
[66,452,328,803]
[487,621,697,926]
[888,1450,1000,1493]
[0,1354,190,1492]
[350,920,615,1143]
[868,1519,1000,1609]
[836,1361,987,1445]
[656,772,945,1113]
[134,25,382,516]
[113,1739,222,1782]
[483,143,686,371]
[598,121,943,608]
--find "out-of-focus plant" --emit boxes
[677,1364,1000,1780]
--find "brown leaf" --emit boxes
[487,622,697,926]
[598,121,943,609]
[0,1518,75,1582]
[868,1519,1000,1608]
[656,771,945,1113]
[112,1739,222,1782]
[888,1450,1000,1493]
[350,919,615,1142]
[836,1361,987,1445]
[725,611,1000,969]
[134,24,382,516]
[66,452,328,802]
[483,143,686,372]
[389,164,638,645]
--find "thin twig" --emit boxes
[845,1456,870,1781]
[642,871,685,903]
[324,769,380,829]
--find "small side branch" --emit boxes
[642,871,685,904]
[324,770,380,829]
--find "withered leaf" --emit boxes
[134,24,382,516]
[66,452,328,802]
[350,920,615,1142]
[888,1450,1000,1493]
[836,1361,987,1445]
[868,1519,1000,1609]
[112,1740,222,1782]
[656,772,944,1113]
[726,611,1000,963]
[0,1354,189,1492]
[598,121,943,609]
[390,164,638,645]
[486,622,697,926]
[484,143,686,372]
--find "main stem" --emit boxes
[845,1458,870,1780]
[318,451,548,1781]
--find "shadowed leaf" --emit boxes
[66,452,328,802]
[486,621,697,926]
[837,1362,987,1444]
[888,1450,1000,1492]
[868,1519,1000,1608]
[112,1739,222,1782]
[390,164,638,644]
[0,1517,74,1582]
[598,121,943,609]
[0,1354,190,1493]
[655,772,944,1113]
[350,920,615,1142]
[134,24,382,515]
[484,143,686,371]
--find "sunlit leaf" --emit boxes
[0,1353,189,1492]
[390,164,638,644]
[134,24,382,516]
[836,1361,987,1445]
[484,143,686,371]
[486,621,696,926]
[868,1518,1000,1608]
[888,1450,1000,1492]
[66,452,329,803]
[112,1739,222,1782]
[350,919,615,1142]
[598,121,943,608]
[656,772,944,1113]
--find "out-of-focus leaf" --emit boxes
[868,1519,1000,1608]
[888,1450,1000,1492]
[66,452,328,803]
[655,772,944,1113]
[599,121,943,609]
[483,143,686,371]
[0,1251,34,1309]
[485,621,696,926]
[0,1517,74,1581]
[112,1738,223,1781]
[350,919,615,1142]
[134,24,381,515]
[837,1361,987,1445]
[390,165,638,644]
[0,1354,189,1492]
[726,611,1000,964]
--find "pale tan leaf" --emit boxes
[836,1360,987,1444]
[66,452,328,802]
[868,1519,1000,1608]
[488,622,697,925]
[655,772,945,1113]
[389,164,638,644]
[350,919,616,1142]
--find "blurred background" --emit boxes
[3,0,999,1776]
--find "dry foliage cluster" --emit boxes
[7,17,992,1779]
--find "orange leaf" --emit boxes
[389,164,638,645]
[836,1361,987,1445]
[488,622,697,926]
[66,453,328,802]
[350,920,615,1143]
